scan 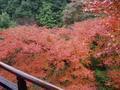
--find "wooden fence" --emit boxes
[0,62,63,90]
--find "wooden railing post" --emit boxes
[17,76,27,90]
[0,62,63,90]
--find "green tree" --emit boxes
[0,12,16,29]
[0,0,68,27]
[0,0,8,13]
[36,0,67,28]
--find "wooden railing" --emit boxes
[0,62,63,90]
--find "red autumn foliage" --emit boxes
[0,1,120,89]
[108,69,120,89]
[84,0,120,17]
[0,16,119,90]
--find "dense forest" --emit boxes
[0,0,97,28]
[0,0,120,90]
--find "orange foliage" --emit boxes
[84,0,120,17]
[0,16,119,89]
[108,70,120,89]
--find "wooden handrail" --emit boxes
[0,76,18,90]
[0,62,63,90]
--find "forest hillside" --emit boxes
[0,0,120,90]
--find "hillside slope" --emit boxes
[0,17,119,90]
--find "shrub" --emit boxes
[1,17,118,89]
[87,17,120,90]
[0,12,16,29]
